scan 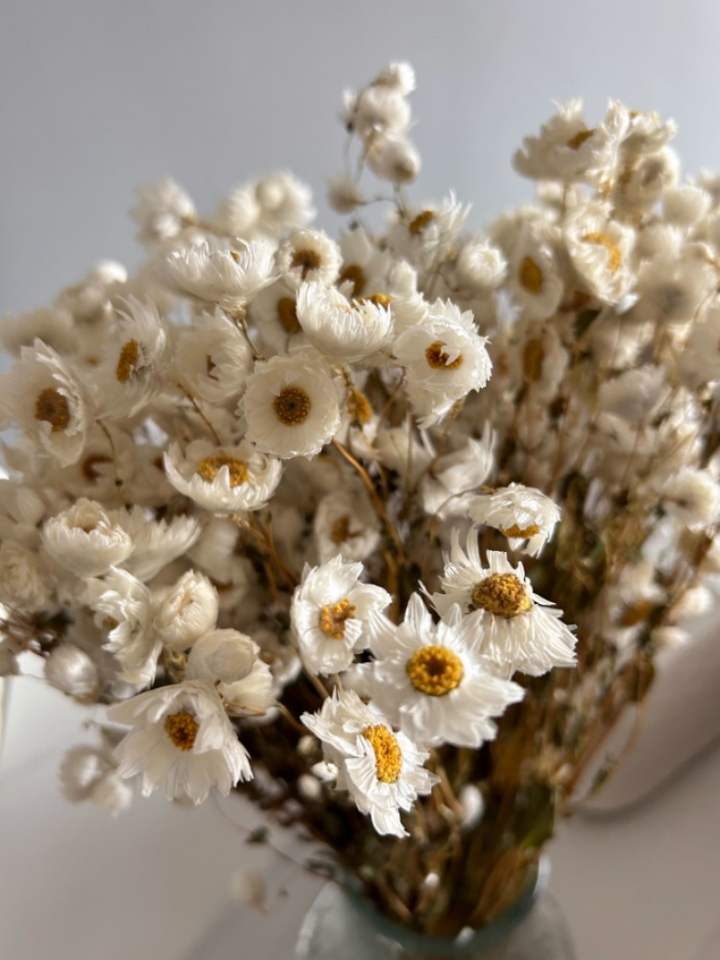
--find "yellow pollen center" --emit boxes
[523,339,545,380]
[581,232,622,275]
[425,341,463,370]
[347,388,373,425]
[498,523,542,539]
[406,645,464,697]
[409,210,435,235]
[362,724,402,784]
[291,249,322,279]
[196,455,250,487]
[567,128,595,149]
[330,514,358,544]
[34,387,70,432]
[339,264,366,298]
[518,257,544,295]
[277,297,301,335]
[81,453,112,482]
[471,573,532,618]
[164,711,199,751]
[358,292,393,309]
[318,598,356,640]
[116,339,140,383]
[273,386,311,426]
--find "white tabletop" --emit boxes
[2,678,720,960]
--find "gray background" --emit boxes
[3,0,720,313]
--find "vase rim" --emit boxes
[341,855,550,958]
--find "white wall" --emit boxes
[3,0,720,313]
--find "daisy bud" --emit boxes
[455,240,507,292]
[459,784,485,830]
[59,744,133,815]
[297,773,322,802]
[154,571,219,653]
[0,541,54,611]
[45,644,101,700]
[366,135,421,184]
[327,175,365,215]
[187,630,274,713]
[42,499,134,578]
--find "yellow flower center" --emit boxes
[425,341,463,370]
[518,256,544,295]
[81,453,112,482]
[277,297,301,335]
[523,339,545,381]
[581,232,622,275]
[361,292,393,309]
[291,249,322,279]
[164,710,199,751]
[273,386,311,426]
[347,388,373,425]
[318,598,356,640]
[196,455,250,487]
[362,724,402,784]
[406,645,464,697]
[566,128,595,150]
[34,387,70,432]
[409,210,435,235]
[330,514,357,544]
[498,523,542,539]
[339,264,366,298]
[116,339,140,383]
[471,573,532,618]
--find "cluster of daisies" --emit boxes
[1,63,718,854]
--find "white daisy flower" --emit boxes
[112,507,202,581]
[388,194,468,269]
[656,468,720,530]
[678,304,720,387]
[153,570,219,653]
[313,488,381,564]
[433,537,576,677]
[212,184,261,238]
[254,172,315,235]
[632,255,715,328]
[613,147,679,214]
[0,306,76,357]
[241,349,343,459]
[663,184,712,227]
[107,680,252,803]
[354,594,524,749]
[163,238,276,310]
[52,426,136,504]
[131,177,197,246]
[277,229,342,287]
[344,84,411,140]
[42,498,134,578]
[187,629,274,714]
[365,134,421,185]
[513,98,628,184]
[290,556,391,676]
[337,227,393,300]
[467,483,561,557]
[564,203,635,305]
[0,340,94,467]
[97,297,171,419]
[247,279,308,356]
[506,226,564,321]
[393,305,491,427]
[296,282,393,363]
[174,307,254,405]
[84,568,160,688]
[54,261,127,326]
[301,689,437,838]
[164,439,283,514]
[420,425,496,521]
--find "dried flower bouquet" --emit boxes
[1,63,719,938]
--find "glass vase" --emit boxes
[294,859,576,960]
